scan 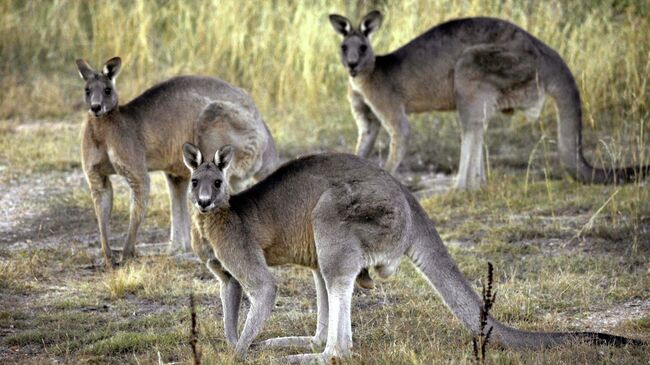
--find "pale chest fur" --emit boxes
[195,211,225,242]
[194,209,239,261]
[348,74,395,114]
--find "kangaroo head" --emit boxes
[183,142,233,213]
[329,10,383,77]
[75,57,121,117]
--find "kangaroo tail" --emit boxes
[545,56,649,184]
[404,197,643,348]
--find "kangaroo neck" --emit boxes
[348,56,388,94]
[88,107,124,127]
[349,70,376,92]
[86,108,118,139]
[203,204,240,237]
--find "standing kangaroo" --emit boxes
[183,144,640,363]
[76,57,277,268]
[329,11,649,189]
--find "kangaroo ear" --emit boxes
[76,59,96,81]
[360,10,383,37]
[102,57,122,81]
[214,145,234,171]
[329,14,353,36]
[182,142,203,170]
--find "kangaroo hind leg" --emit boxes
[166,173,191,253]
[454,77,497,189]
[282,190,362,363]
[256,269,329,351]
[454,42,539,189]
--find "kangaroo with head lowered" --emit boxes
[183,144,641,363]
[329,11,649,189]
[76,57,277,268]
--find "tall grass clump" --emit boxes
[1,0,648,157]
[102,257,183,299]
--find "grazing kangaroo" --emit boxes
[183,144,641,363]
[329,11,649,189]
[76,57,277,268]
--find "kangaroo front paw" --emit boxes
[279,352,327,364]
[102,253,120,270]
[255,336,323,350]
[120,247,136,261]
[98,248,121,270]
[168,240,191,254]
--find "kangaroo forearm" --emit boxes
[125,171,150,220]
[233,283,276,359]
[86,173,114,265]
[222,278,243,347]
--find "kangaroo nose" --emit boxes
[348,61,358,69]
[197,199,211,209]
[90,104,101,113]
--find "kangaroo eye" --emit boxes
[214,180,222,189]
[104,87,112,95]
[360,44,368,53]
[341,44,348,52]
[85,88,90,96]
[191,179,198,188]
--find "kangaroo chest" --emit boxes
[198,208,318,270]
[87,118,187,177]
[350,72,456,115]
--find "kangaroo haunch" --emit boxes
[183,145,641,363]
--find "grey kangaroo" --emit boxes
[329,11,649,189]
[183,144,640,363]
[76,57,277,268]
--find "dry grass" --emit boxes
[1,1,649,158]
[0,249,48,293]
[1,1,649,364]
[2,238,648,364]
[101,256,211,300]
[0,137,648,363]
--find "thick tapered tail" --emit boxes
[545,56,649,184]
[405,199,643,348]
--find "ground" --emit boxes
[0,118,649,364]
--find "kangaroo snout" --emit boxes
[348,63,359,76]
[90,104,102,114]
[197,198,211,209]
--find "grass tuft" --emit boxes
[102,257,185,300]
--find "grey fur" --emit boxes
[183,147,640,363]
[329,11,648,189]
[76,57,277,268]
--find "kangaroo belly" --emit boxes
[143,117,195,173]
[262,223,318,268]
[405,98,456,113]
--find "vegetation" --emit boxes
[1,0,649,161]
[1,0,649,364]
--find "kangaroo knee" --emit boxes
[207,258,230,283]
